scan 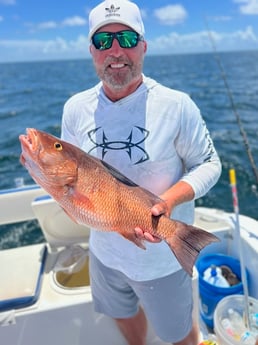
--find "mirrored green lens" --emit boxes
[116,31,138,48]
[92,32,113,50]
[92,31,141,50]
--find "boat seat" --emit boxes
[31,195,90,248]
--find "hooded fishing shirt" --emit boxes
[61,75,221,281]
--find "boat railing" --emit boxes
[0,185,45,226]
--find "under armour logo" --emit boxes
[88,126,149,165]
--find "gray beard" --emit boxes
[97,57,144,90]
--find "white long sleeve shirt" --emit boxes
[61,75,221,281]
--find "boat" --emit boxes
[0,183,258,344]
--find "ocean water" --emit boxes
[0,51,258,249]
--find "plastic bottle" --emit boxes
[228,308,247,338]
[203,265,230,287]
[221,318,235,338]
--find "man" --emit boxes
[61,1,221,344]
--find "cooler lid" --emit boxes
[0,244,47,312]
[31,195,90,248]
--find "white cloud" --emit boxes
[26,16,87,32]
[234,0,258,14]
[69,34,89,52]
[0,26,257,63]
[42,37,68,54]
[148,31,208,54]
[154,4,187,25]
[231,25,257,41]
[0,35,90,62]
[207,26,257,48]
[62,16,87,27]
[147,26,258,54]
[0,38,50,49]
[38,21,57,30]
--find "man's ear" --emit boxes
[143,41,147,54]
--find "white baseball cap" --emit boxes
[88,0,145,40]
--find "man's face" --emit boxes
[90,23,147,95]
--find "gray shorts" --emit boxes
[89,251,193,343]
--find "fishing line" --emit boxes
[205,19,258,186]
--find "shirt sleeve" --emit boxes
[175,94,222,199]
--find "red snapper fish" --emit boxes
[19,128,218,276]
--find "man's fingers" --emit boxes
[134,201,168,243]
[143,232,161,243]
[135,227,145,239]
[135,227,161,243]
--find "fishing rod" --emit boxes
[229,169,251,330]
[205,19,258,186]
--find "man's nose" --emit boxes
[109,37,123,55]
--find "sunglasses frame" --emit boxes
[91,30,144,51]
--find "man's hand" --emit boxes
[134,180,195,243]
[134,200,169,243]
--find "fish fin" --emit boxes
[101,160,138,187]
[62,189,94,224]
[102,160,164,208]
[120,232,146,250]
[101,160,163,206]
[165,221,219,276]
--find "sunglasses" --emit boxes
[91,30,144,51]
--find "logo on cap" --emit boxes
[105,4,120,18]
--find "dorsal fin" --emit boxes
[101,160,138,187]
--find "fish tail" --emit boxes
[165,221,219,276]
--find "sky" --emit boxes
[0,0,258,63]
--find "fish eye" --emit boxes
[54,142,63,151]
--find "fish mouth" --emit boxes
[19,128,39,152]
[19,128,40,166]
